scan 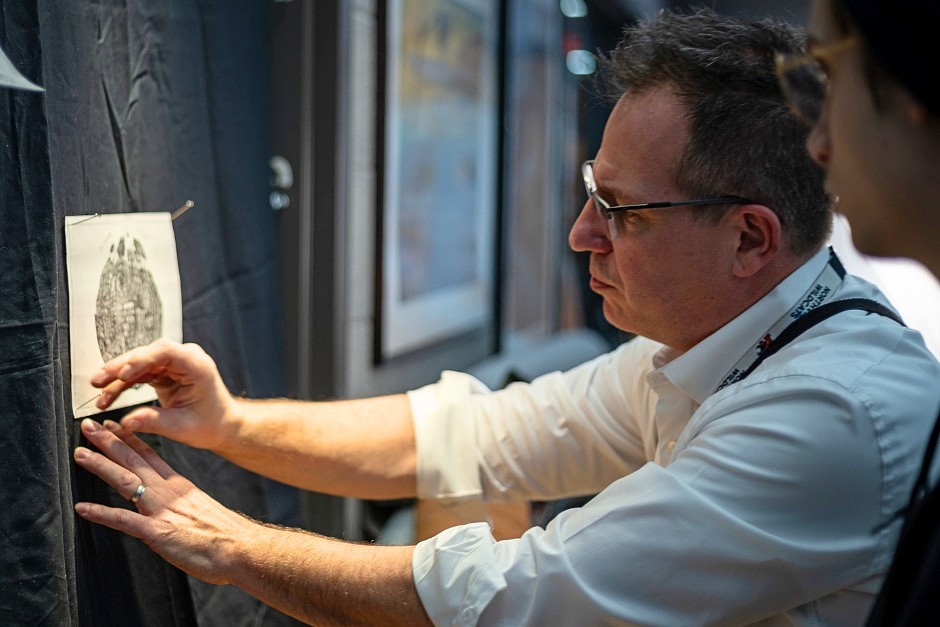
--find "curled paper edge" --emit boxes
[0,44,43,92]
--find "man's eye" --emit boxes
[611,210,645,230]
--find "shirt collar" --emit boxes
[656,247,831,404]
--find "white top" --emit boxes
[830,212,940,358]
[408,248,940,626]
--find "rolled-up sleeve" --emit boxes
[408,371,492,504]
[412,522,508,627]
[408,339,659,506]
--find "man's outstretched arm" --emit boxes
[91,339,418,499]
[73,418,434,627]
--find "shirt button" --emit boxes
[667,440,677,451]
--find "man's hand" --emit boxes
[73,418,249,584]
[73,419,432,626]
[91,338,419,501]
[91,339,238,452]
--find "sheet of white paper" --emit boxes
[65,213,183,418]
[0,44,43,91]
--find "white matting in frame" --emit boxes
[65,212,183,418]
[381,0,499,359]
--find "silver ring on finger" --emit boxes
[130,483,146,505]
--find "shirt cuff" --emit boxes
[413,522,507,627]
[408,370,490,503]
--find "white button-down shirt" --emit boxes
[408,248,940,626]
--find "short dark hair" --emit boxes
[599,9,830,256]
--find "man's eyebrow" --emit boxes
[593,163,646,204]
[591,166,614,196]
[594,178,615,196]
[595,179,627,204]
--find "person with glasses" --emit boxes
[781,0,940,277]
[782,1,940,625]
[72,9,939,626]
[776,11,940,361]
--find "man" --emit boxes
[74,10,940,625]
[785,0,940,624]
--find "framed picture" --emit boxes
[378,0,500,361]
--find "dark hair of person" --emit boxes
[829,0,897,112]
[598,9,831,256]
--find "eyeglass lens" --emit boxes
[582,162,607,215]
[582,161,623,238]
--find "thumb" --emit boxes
[120,405,192,440]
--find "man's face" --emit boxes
[568,88,737,350]
[807,0,924,259]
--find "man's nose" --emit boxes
[568,199,612,253]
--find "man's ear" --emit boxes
[728,204,781,278]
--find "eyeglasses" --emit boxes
[581,160,756,238]
[775,37,858,125]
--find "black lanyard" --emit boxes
[717,249,905,392]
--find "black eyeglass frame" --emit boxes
[581,160,756,234]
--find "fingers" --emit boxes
[77,419,171,489]
[101,419,178,478]
[94,379,157,410]
[116,405,173,437]
[91,339,178,387]
[74,443,148,505]
[74,501,151,539]
[91,339,213,410]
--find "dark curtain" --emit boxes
[2,1,302,625]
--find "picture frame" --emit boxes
[377,0,500,361]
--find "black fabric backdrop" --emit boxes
[1,1,304,625]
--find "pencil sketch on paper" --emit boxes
[95,234,164,360]
[65,213,183,419]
